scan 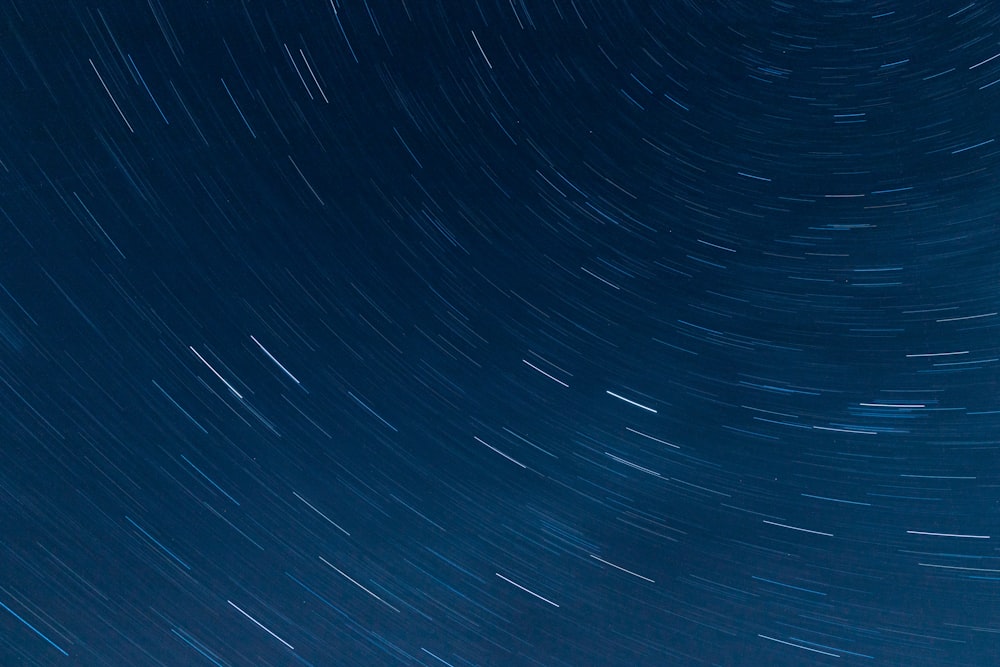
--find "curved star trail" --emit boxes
[1,1,998,665]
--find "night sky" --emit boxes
[1,1,999,665]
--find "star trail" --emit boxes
[1,1,999,665]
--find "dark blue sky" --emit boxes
[1,1,999,665]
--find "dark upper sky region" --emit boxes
[1,1,999,665]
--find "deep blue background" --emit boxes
[1,1,999,665]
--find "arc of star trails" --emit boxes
[495,573,559,607]
[474,436,526,468]
[0,597,69,656]
[907,530,989,539]
[590,554,655,583]
[625,427,680,448]
[758,634,838,657]
[606,390,657,413]
[470,30,492,69]
[347,391,397,431]
[251,335,300,383]
[319,557,399,612]
[763,520,833,537]
[522,359,569,387]
[189,346,243,399]
[293,491,350,536]
[227,600,294,650]
[90,59,133,132]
